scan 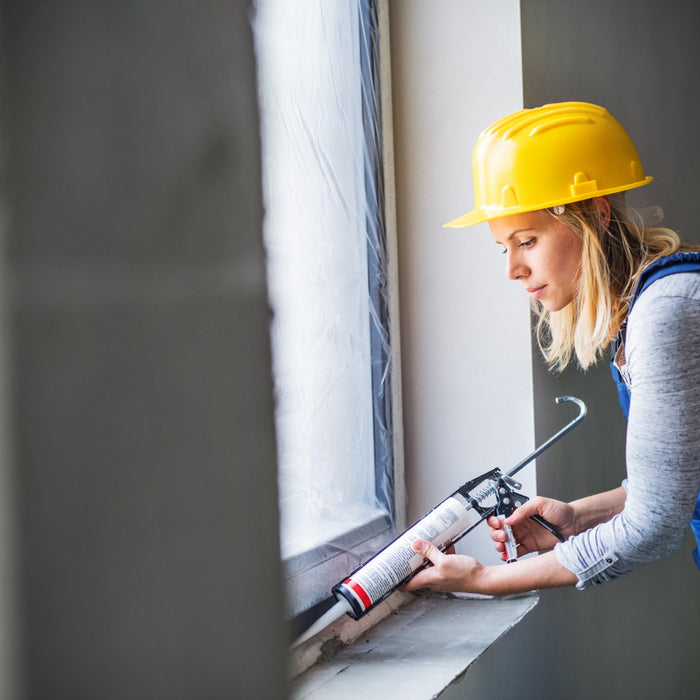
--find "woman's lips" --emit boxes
[527,285,546,299]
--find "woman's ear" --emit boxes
[593,196,611,228]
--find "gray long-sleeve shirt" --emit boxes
[554,272,700,588]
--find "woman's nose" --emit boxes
[505,252,528,280]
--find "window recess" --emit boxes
[253,0,402,628]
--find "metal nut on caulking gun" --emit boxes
[291,396,586,648]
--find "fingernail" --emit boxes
[413,539,426,552]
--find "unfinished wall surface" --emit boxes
[457,2,700,698]
[0,7,19,697]
[0,1,288,697]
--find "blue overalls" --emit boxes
[610,251,700,569]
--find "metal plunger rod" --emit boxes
[506,396,587,478]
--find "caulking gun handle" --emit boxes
[530,514,566,543]
[498,515,519,563]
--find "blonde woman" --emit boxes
[403,102,700,595]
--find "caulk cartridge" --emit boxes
[292,487,477,648]
[332,489,475,620]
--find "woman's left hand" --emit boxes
[400,539,484,594]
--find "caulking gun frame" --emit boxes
[295,396,588,643]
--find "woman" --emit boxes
[403,102,700,595]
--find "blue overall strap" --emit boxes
[630,251,700,305]
[610,251,700,418]
[609,251,700,570]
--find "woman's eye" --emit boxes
[519,238,535,248]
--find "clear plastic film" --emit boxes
[253,0,395,613]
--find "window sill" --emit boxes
[289,590,538,699]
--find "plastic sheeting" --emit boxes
[254,0,395,610]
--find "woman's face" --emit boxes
[488,209,583,312]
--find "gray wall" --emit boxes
[460,2,700,698]
[0,1,288,698]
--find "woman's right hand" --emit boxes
[487,496,576,559]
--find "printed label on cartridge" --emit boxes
[341,494,472,612]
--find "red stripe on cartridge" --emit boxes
[345,578,372,610]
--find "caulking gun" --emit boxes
[293,395,587,647]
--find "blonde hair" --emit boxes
[534,197,700,372]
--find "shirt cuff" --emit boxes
[554,542,620,590]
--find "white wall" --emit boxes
[389,0,536,562]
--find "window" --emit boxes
[253,0,399,624]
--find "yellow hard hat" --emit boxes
[444,101,653,228]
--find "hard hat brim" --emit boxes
[443,176,653,229]
[443,208,493,228]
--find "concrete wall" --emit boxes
[0,1,288,698]
[458,2,700,698]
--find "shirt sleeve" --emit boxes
[554,275,700,589]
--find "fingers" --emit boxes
[502,497,544,524]
[403,545,482,594]
[412,538,447,565]
[400,540,447,592]
[488,514,508,546]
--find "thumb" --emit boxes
[412,538,445,565]
[505,497,542,524]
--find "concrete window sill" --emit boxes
[290,591,538,699]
